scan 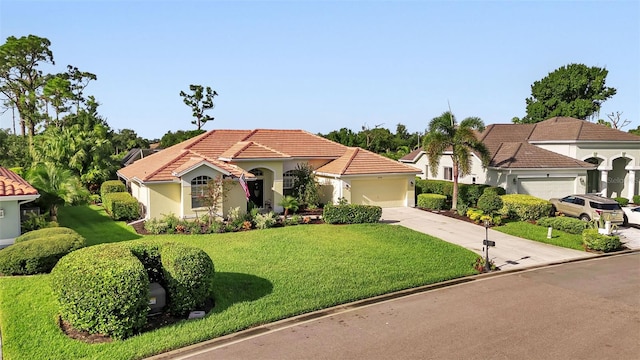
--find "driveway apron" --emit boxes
[381,207,595,270]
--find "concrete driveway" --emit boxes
[381,207,595,270]
[618,226,640,249]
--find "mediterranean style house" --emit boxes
[117,129,420,220]
[400,117,640,201]
[0,167,40,247]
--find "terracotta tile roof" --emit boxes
[528,117,640,142]
[219,141,289,160]
[118,129,419,182]
[316,147,421,176]
[0,167,38,196]
[490,142,596,169]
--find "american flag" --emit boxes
[239,173,250,200]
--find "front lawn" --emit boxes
[494,221,584,250]
[57,205,141,245]
[0,206,479,360]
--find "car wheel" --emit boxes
[579,214,591,222]
[623,214,629,227]
[550,206,557,216]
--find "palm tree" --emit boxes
[26,162,89,221]
[423,111,491,210]
[278,195,299,222]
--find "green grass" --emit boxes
[57,205,141,245]
[494,221,584,250]
[0,206,479,360]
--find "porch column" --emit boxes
[600,170,608,197]
[628,170,636,200]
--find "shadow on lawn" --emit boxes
[58,205,142,245]
[211,272,273,313]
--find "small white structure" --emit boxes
[0,167,40,247]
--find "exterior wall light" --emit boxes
[0,208,4,218]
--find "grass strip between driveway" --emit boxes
[0,206,479,360]
[494,221,584,250]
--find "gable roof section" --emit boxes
[218,141,289,160]
[399,148,424,162]
[490,142,596,169]
[316,147,420,176]
[0,167,39,197]
[528,117,640,142]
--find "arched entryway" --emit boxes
[584,157,603,193]
[247,167,275,210]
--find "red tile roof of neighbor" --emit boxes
[400,117,640,169]
[0,167,38,197]
[118,129,420,182]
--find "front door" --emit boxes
[249,180,264,208]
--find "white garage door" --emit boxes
[517,178,575,201]
[351,179,407,207]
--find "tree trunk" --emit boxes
[452,161,459,211]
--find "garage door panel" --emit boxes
[517,178,574,200]
[351,179,407,207]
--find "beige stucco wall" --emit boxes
[0,200,20,245]
[316,177,342,205]
[413,152,486,185]
[148,183,181,220]
[534,144,576,158]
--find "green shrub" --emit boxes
[0,232,86,275]
[634,195,640,205]
[15,227,77,243]
[51,244,149,340]
[100,180,126,203]
[160,243,215,315]
[51,241,216,339]
[614,197,629,206]
[103,192,140,221]
[483,186,506,196]
[255,212,278,229]
[415,180,450,197]
[477,191,503,215]
[464,184,489,206]
[582,229,623,252]
[536,216,587,235]
[499,194,552,221]
[20,212,49,233]
[456,201,469,216]
[323,204,382,224]
[417,193,448,210]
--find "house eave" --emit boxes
[0,194,40,202]
[316,171,419,178]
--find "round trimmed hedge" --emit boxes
[15,227,78,243]
[417,193,447,210]
[0,232,86,275]
[51,241,215,340]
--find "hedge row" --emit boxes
[634,195,640,205]
[536,216,587,235]
[100,180,126,204]
[103,192,140,221]
[415,179,505,206]
[582,229,623,253]
[417,194,447,210]
[51,242,215,340]
[323,204,382,224]
[499,194,553,221]
[0,229,86,275]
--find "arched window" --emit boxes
[250,169,263,177]
[283,170,296,189]
[191,176,211,208]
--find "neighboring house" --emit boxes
[117,129,420,220]
[121,147,162,167]
[0,167,40,247]
[400,117,640,201]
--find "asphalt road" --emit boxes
[160,252,640,360]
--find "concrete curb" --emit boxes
[145,248,640,360]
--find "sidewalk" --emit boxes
[381,207,596,270]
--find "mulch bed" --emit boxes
[418,208,490,227]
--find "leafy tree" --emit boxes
[516,63,617,123]
[0,129,31,168]
[292,163,320,208]
[423,111,491,211]
[0,35,53,142]
[43,75,73,124]
[111,128,150,155]
[159,129,205,148]
[26,162,89,221]
[629,126,640,136]
[196,175,231,226]
[322,128,359,146]
[179,84,218,130]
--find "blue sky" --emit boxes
[1,0,638,140]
